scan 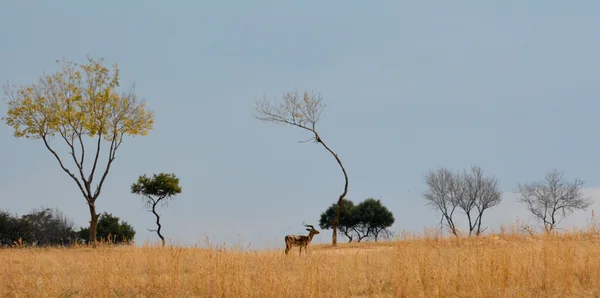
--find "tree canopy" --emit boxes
[319,199,358,242]
[0,207,78,247]
[516,169,592,233]
[319,198,394,242]
[131,173,182,202]
[2,57,154,244]
[0,210,32,246]
[21,207,78,246]
[131,172,182,246]
[354,198,395,242]
[423,166,502,236]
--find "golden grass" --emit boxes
[2,226,600,297]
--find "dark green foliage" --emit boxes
[319,199,357,242]
[319,198,395,242]
[1,208,133,247]
[131,172,182,246]
[78,212,135,244]
[0,210,32,246]
[131,173,182,205]
[354,198,395,242]
[21,207,78,246]
[0,207,78,247]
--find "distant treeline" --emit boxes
[0,207,135,247]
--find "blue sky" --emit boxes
[1,1,600,250]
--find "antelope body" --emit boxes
[285,221,320,256]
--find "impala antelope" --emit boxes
[284,221,320,256]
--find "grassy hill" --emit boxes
[2,226,600,297]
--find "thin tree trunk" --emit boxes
[88,202,98,246]
[151,201,165,246]
[342,229,353,243]
[476,211,484,236]
[332,225,338,245]
[550,209,557,233]
[466,212,474,236]
[443,213,457,236]
[315,133,348,246]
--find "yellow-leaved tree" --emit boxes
[2,57,154,245]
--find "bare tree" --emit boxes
[460,166,502,236]
[424,166,502,236]
[253,89,349,246]
[423,168,461,236]
[456,168,477,236]
[516,169,592,233]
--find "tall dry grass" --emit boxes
[2,224,600,297]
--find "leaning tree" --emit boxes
[131,172,182,246]
[2,57,154,245]
[253,89,349,246]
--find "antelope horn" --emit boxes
[303,221,315,229]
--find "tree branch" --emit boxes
[56,124,91,197]
[88,130,103,185]
[92,132,117,200]
[42,135,89,201]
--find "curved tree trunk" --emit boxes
[151,201,165,246]
[314,133,349,246]
[253,91,350,246]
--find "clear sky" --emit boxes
[1,1,600,250]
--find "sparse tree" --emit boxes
[423,166,502,236]
[2,57,154,245]
[253,89,349,246]
[131,172,182,246]
[516,169,593,233]
[423,168,461,236]
[459,166,502,236]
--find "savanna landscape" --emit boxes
[2,223,600,297]
[3,2,600,298]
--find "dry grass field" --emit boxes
[2,224,600,297]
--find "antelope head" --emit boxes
[303,221,320,237]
